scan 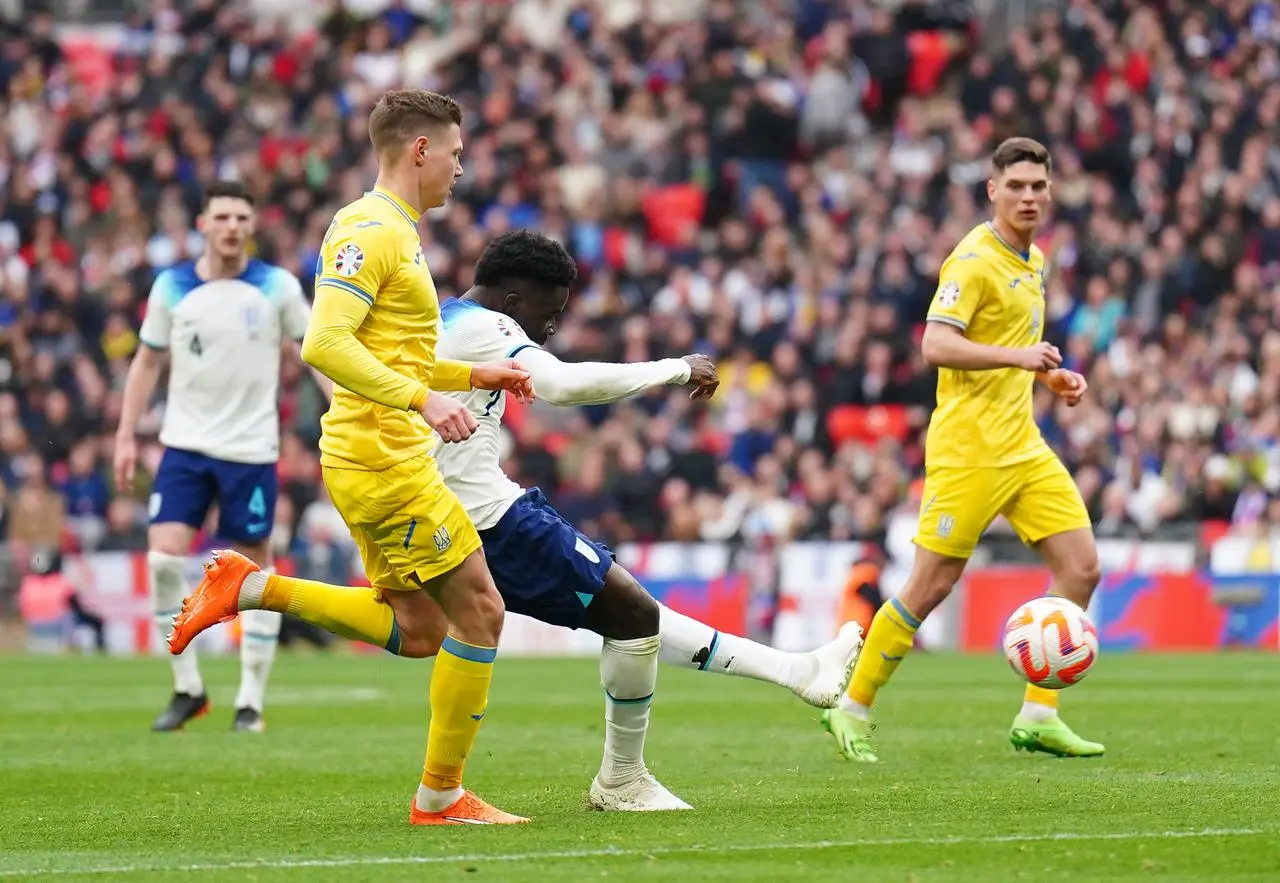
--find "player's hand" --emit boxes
[471,360,536,404]
[421,393,479,443]
[1013,342,1062,372]
[1044,368,1088,407]
[682,354,720,400]
[113,434,138,491]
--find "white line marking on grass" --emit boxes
[0,827,1267,878]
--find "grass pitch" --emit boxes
[1,650,1277,882]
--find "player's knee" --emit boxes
[1059,555,1101,604]
[447,570,506,645]
[588,566,659,640]
[147,523,193,557]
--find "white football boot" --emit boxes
[588,773,694,811]
[788,622,865,708]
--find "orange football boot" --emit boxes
[168,550,261,655]
[410,791,530,826]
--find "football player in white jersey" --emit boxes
[114,181,332,733]
[431,231,863,811]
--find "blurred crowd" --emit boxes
[0,0,1278,586]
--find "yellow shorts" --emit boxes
[323,451,481,591]
[914,450,1091,559]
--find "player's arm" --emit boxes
[114,274,175,489]
[922,260,1060,372]
[277,271,334,402]
[512,347,699,406]
[302,226,431,412]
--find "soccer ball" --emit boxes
[1002,597,1098,689]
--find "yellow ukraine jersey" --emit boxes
[314,189,446,471]
[924,222,1050,468]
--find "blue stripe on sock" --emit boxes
[889,597,922,630]
[385,619,402,656]
[698,630,721,671]
[441,635,497,664]
[242,633,278,643]
[605,690,654,705]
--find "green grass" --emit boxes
[1,651,1277,882]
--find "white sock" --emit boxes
[598,635,660,788]
[148,550,203,696]
[838,697,871,720]
[1020,700,1057,723]
[235,608,282,713]
[416,784,465,813]
[658,604,809,687]
[238,570,269,611]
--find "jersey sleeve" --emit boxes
[926,253,988,331]
[314,223,397,306]
[447,310,540,363]
[275,270,311,341]
[138,271,175,349]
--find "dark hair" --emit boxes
[991,137,1052,174]
[368,90,463,153]
[202,180,255,209]
[474,230,578,290]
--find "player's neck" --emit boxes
[372,173,425,218]
[196,252,248,281]
[989,216,1034,257]
[465,286,503,311]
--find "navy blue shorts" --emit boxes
[479,488,614,629]
[149,448,278,545]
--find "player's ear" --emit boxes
[986,177,997,203]
[413,135,430,166]
[502,291,521,313]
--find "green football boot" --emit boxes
[1009,714,1105,758]
[821,708,878,762]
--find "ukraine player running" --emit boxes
[168,90,536,825]
[821,138,1105,761]
[431,231,863,811]
[115,180,331,734]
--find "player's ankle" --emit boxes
[237,571,269,611]
[416,784,464,813]
[838,696,871,719]
[1019,700,1057,723]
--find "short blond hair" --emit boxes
[368,90,462,154]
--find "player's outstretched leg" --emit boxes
[169,551,403,655]
[822,548,966,762]
[409,551,528,825]
[148,547,209,731]
[585,566,691,811]
[1009,528,1104,758]
[659,604,863,708]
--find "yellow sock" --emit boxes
[846,598,921,707]
[422,635,496,791]
[261,574,400,653]
[1023,684,1060,709]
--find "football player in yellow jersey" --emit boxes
[168,90,536,825]
[822,137,1106,762]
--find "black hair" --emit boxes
[474,230,577,291]
[202,179,255,209]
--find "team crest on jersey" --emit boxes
[334,244,364,277]
[937,281,960,307]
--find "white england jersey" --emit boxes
[433,298,534,530]
[434,297,692,531]
[139,259,311,464]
